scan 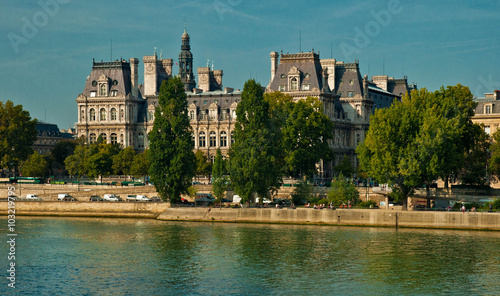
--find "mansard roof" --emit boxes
[82,60,134,97]
[269,52,324,92]
[334,62,364,97]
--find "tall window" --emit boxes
[291,77,298,90]
[100,133,107,143]
[190,110,195,120]
[110,108,117,120]
[89,133,97,143]
[200,110,207,120]
[89,109,96,121]
[231,131,235,144]
[209,131,216,147]
[220,131,227,147]
[191,134,195,147]
[99,84,107,96]
[110,133,118,145]
[486,105,492,114]
[485,126,491,135]
[221,109,228,120]
[100,108,106,121]
[199,131,206,147]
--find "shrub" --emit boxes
[317,198,329,205]
[492,199,500,210]
[358,200,378,208]
[291,181,312,205]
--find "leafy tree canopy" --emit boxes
[148,77,196,202]
[21,151,48,177]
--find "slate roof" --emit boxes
[269,52,324,91]
[82,60,133,97]
[335,63,364,97]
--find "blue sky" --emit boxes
[1,0,500,129]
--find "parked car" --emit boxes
[196,193,215,203]
[232,195,241,203]
[126,195,137,201]
[58,193,72,201]
[89,195,103,201]
[136,195,151,201]
[26,194,41,200]
[62,196,77,201]
[103,194,121,201]
[256,197,272,204]
[150,196,162,202]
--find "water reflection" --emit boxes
[0,217,498,296]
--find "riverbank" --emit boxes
[1,202,498,230]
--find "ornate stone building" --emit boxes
[472,90,500,136]
[76,29,415,179]
[267,51,416,174]
[76,29,241,162]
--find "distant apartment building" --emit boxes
[33,122,75,155]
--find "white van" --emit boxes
[26,194,40,200]
[103,194,121,201]
[58,193,70,201]
[136,195,150,201]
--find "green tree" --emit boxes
[0,100,37,171]
[86,143,117,182]
[282,97,334,178]
[335,155,354,177]
[461,124,490,185]
[131,149,150,178]
[113,146,136,175]
[148,77,196,202]
[49,139,77,175]
[290,181,312,205]
[64,144,88,178]
[357,85,478,209]
[20,151,48,177]
[212,148,227,202]
[327,174,360,206]
[195,150,212,178]
[489,131,500,181]
[228,79,282,204]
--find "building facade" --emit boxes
[33,122,75,155]
[76,30,415,178]
[472,90,500,136]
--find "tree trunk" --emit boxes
[426,183,431,209]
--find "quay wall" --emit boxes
[158,208,500,231]
[1,201,170,219]
[1,201,498,230]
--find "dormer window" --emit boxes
[302,84,310,91]
[99,83,107,96]
[90,91,96,97]
[291,77,298,90]
[110,90,117,97]
[279,85,285,92]
[485,105,492,114]
[190,110,196,120]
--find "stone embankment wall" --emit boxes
[2,201,170,218]
[157,208,500,231]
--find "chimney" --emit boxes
[495,90,500,100]
[270,51,279,82]
[197,67,211,92]
[130,58,139,97]
[213,70,223,90]
[162,59,173,77]
[143,55,158,96]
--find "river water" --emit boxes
[1,217,499,295]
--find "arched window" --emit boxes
[110,108,117,120]
[89,109,96,121]
[291,77,298,90]
[210,154,215,163]
[100,108,106,121]
[209,131,216,147]
[110,133,118,145]
[138,132,144,148]
[89,133,97,144]
[99,84,107,96]
[220,131,227,147]
[199,131,206,147]
[100,133,107,143]
[356,134,361,146]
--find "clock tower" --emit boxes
[178,26,196,92]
